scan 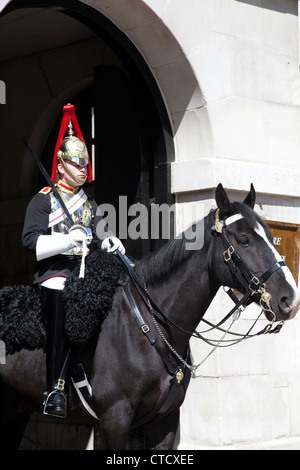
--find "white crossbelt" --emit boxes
[48,189,87,228]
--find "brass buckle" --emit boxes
[223,246,234,262]
[141,324,150,333]
[56,379,65,391]
[250,276,260,287]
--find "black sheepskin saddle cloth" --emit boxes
[0,251,124,355]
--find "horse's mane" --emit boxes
[135,214,213,286]
[135,238,191,287]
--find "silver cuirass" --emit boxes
[49,190,93,255]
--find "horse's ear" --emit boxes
[215,183,232,216]
[243,183,256,209]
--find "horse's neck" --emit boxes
[148,242,218,339]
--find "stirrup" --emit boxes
[43,389,67,418]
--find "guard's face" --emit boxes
[58,160,87,188]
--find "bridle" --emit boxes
[207,209,286,334]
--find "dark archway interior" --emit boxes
[0,0,174,289]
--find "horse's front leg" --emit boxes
[94,403,134,450]
[144,410,180,450]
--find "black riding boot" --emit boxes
[42,287,68,418]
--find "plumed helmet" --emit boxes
[51,103,93,184]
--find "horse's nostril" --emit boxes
[280,296,292,314]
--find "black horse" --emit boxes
[0,184,299,450]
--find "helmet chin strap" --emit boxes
[58,156,87,185]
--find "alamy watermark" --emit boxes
[0,340,5,364]
[96,196,205,251]
[0,80,6,104]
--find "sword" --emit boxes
[23,140,75,227]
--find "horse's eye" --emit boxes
[238,235,250,247]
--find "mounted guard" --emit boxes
[0,182,299,449]
[22,103,125,418]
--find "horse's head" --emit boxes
[213,183,300,321]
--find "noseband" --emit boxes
[211,209,285,326]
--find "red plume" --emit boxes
[51,104,93,183]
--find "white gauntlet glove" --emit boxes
[36,225,92,261]
[101,236,125,254]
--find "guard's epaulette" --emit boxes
[39,187,52,194]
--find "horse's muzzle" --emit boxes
[274,291,300,321]
[288,295,300,320]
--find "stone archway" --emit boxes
[0,0,210,449]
